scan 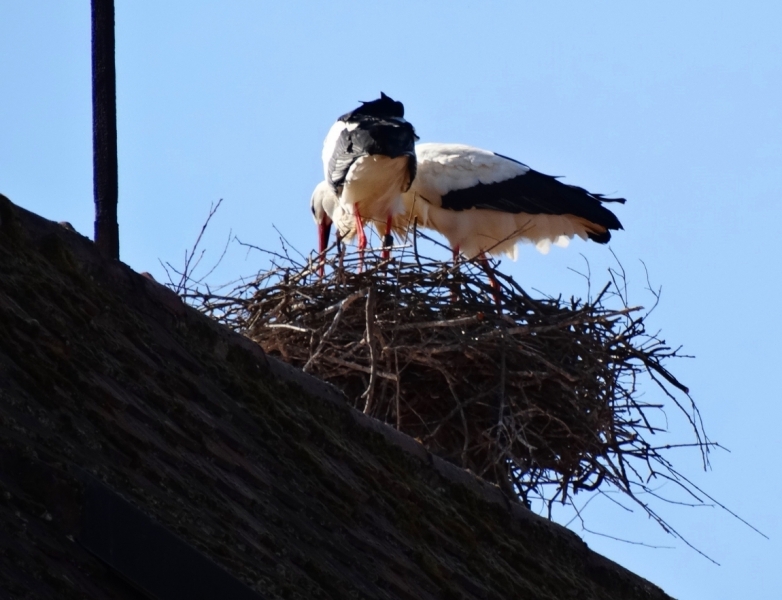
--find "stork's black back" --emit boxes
[326,93,418,191]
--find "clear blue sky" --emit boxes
[2,2,780,597]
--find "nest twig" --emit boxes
[184,238,712,529]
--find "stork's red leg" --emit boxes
[478,253,502,306]
[354,208,366,273]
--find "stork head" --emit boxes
[310,181,337,273]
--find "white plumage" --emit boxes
[403,143,624,260]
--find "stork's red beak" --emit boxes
[317,216,332,277]
[318,216,332,254]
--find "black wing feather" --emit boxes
[441,168,625,239]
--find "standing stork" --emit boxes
[403,143,625,298]
[310,181,345,276]
[322,93,419,264]
[310,180,409,276]
[405,142,624,258]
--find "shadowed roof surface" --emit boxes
[0,195,672,599]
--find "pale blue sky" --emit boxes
[2,2,780,597]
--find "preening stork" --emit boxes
[310,181,339,255]
[310,180,408,251]
[404,143,625,261]
[310,180,410,276]
[310,181,347,276]
[322,93,419,262]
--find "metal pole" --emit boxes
[91,0,119,260]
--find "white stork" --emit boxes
[310,181,345,276]
[310,180,338,256]
[310,180,411,276]
[321,93,419,263]
[405,143,624,263]
[310,181,407,252]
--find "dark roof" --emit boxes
[0,194,673,600]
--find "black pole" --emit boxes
[91,0,119,260]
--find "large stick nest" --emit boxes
[187,237,709,515]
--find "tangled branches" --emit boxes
[183,238,715,543]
